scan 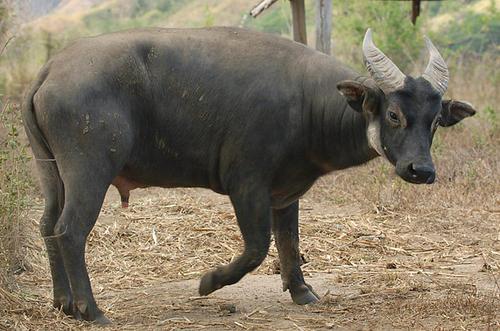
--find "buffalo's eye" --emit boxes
[387,111,400,125]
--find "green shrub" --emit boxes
[333,0,422,72]
[430,2,499,55]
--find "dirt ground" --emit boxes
[3,166,499,331]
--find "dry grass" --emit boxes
[2,176,498,329]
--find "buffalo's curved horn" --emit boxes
[422,36,449,95]
[362,28,406,94]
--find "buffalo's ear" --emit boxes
[337,80,365,112]
[337,80,379,113]
[440,100,476,127]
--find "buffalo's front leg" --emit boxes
[199,187,271,295]
[272,201,319,304]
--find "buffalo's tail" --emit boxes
[22,63,65,213]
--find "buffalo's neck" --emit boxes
[303,56,378,172]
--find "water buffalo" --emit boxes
[23,27,475,323]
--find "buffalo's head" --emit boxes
[337,29,475,184]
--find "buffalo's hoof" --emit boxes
[53,294,73,316]
[290,284,320,305]
[199,271,222,296]
[71,300,111,325]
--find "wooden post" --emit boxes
[315,0,332,54]
[289,0,307,45]
[411,0,421,25]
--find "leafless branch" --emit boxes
[250,0,279,18]
[0,35,14,56]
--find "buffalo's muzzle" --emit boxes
[396,161,436,184]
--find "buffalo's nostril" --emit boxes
[409,163,435,183]
[408,163,418,178]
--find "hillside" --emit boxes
[26,0,251,33]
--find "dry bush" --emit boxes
[0,101,34,320]
[0,1,33,317]
[0,3,45,317]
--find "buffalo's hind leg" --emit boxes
[273,201,320,304]
[199,186,272,295]
[52,168,116,324]
[36,160,73,314]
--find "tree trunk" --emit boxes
[289,0,307,45]
[315,0,332,54]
